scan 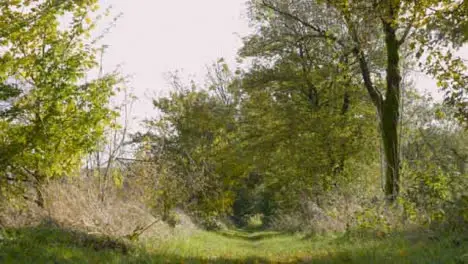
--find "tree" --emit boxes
[0,0,118,206]
[245,0,468,201]
[142,68,242,221]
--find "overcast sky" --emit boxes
[97,0,250,125]
[96,0,467,128]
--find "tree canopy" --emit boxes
[0,0,118,205]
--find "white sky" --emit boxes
[96,1,467,128]
[97,0,250,125]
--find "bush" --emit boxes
[401,163,468,231]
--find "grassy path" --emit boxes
[0,227,466,263]
[148,229,467,263]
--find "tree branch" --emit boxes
[353,47,383,110]
[342,11,383,110]
[397,9,417,46]
[260,0,345,47]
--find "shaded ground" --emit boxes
[0,226,466,263]
[216,229,284,241]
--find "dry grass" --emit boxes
[0,177,196,241]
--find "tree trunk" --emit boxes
[381,103,400,202]
[381,15,402,202]
[35,182,45,208]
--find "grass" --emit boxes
[0,226,466,263]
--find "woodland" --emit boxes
[0,0,467,263]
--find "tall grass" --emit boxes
[0,177,196,241]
